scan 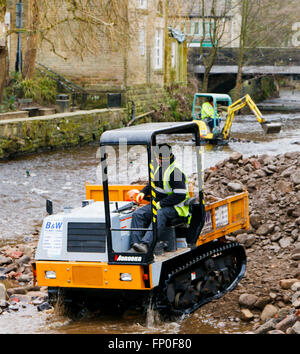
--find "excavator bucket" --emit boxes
[260,121,282,134]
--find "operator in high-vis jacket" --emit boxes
[128,144,190,254]
[201,96,220,130]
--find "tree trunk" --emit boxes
[0,46,7,103]
[202,47,217,92]
[22,0,40,80]
[234,51,244,100]
[234,0,249,101]
[0,0,7,103]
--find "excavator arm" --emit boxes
[222,94,282,140]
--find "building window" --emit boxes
[202,22,211,40]
[138,0,147,9]
[194,22,200,35]
[185,22,192,35]
[171,41,176,68]
[139,28,145,56]
[154,28,163,70]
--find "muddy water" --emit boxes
[1,110,300,334]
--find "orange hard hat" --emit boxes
[125,189,140,202]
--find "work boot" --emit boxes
[154,241,166,256]
[132,243,148,254]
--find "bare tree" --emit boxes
[0,0,7,103]
[233,0,299,100]
[39,0,132,59]
[23,0,40,79]
[183,0,241,92]
[234,0,248,100]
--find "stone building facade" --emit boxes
[179,0,241,48]
[5,0,187,115]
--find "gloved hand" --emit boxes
[136,192,145,204]
[156,202,161,210]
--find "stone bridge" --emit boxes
[189,47,300,75]
[188,47,300,92]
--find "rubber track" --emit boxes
[156,242,246,316]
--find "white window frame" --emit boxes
[139,28,146,56]
[154,28,164,70]
[138,0,147,9]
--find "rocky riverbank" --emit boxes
[195,150,300,334]
[0,239,49,315]
[0,151,300,334]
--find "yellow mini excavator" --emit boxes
[192,93,282,144]
[32,122,250,318]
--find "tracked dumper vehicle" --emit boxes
[32,122,249,317]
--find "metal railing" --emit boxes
[36,62,88,109]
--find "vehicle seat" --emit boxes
[159,197,204,251]
[186,197,206,246]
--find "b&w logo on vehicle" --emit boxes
[115,255,142,262]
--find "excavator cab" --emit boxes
[192,93,232,142]
[192,93,232,122]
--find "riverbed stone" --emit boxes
[280,279,299,290]
[292,298,300,308]
[240,309,254,322]
[229,152,243,162]
[250,214,262,229]
[0,283,7,301]
[0,299,8,308]
[279,237,293,249]
[236,234,248,244]
[16,255,31,265]
[6,287,27,296]
[271,233,282,242]
[256,224,275,236]
[244,235,256,248]
[227,182,244,192]
[16,274,31,283]
[290,321,300,334]
[0,255,12,265]
[260,304,278,322]
[275,314,298,332]
[37,302,52,312]
[254,296,271,310]
[254,318,277,334]
[239,293,258,309]
[267,329,285,334]
[277,181,293,193]
[291,252,300,261]
[291,170,300,185]
[291,282,300,292]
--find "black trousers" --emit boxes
[129,204,178,247]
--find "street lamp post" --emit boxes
[15,0,23,73]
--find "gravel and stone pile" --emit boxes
[198,150,300,334]
[0,242,50,315]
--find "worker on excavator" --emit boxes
[128,144,190,254]
[201,96,220,131]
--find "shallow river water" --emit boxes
[0,109,300,334]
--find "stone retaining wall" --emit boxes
[126,85,171,116]
[0,108,126,160]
